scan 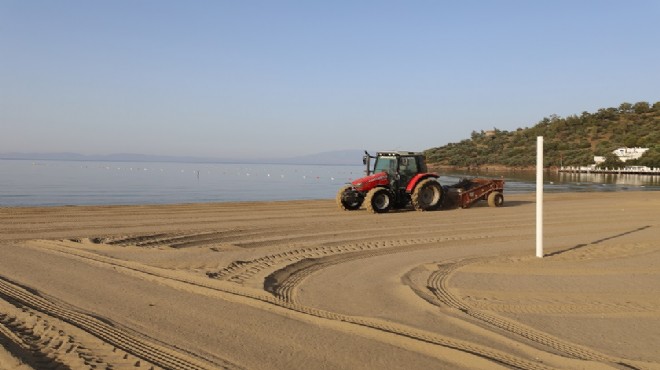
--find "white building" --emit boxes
[612,147,649,162]
[594,147,649,164]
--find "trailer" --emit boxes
[444,178,505,208]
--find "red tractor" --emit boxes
[336,151,443,213]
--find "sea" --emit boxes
[1,159,659,207]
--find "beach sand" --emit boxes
[0,191,658,369]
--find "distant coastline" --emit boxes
[428,164,542,173]
[429,164,660,176]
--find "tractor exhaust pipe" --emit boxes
[363,150,374,176]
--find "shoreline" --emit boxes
[2,187,659,210]
[429,164,548,172]
[431,163,660,176]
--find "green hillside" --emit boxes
[425,101,660,169]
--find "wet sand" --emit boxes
[1,191,659,369]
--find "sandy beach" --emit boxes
[1,191,659,369]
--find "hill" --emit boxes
[425,101,660,169]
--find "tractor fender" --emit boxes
[406,173,440,193]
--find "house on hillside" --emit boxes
[594,147,649,165]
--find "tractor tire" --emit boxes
[336,185,363,211]
[365,188,392,214]
[411,178,442,211]
[487,191,504,207]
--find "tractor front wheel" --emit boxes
[411,179,442,211]
[365,188,392,213]
[336,185,363,211]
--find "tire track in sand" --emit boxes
[28,239,554,370]
[209,234,497,284]
[0,275,238,370]
[265,247,648,369]
[423,258,640,369]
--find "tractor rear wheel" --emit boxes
[336,185,363,211]
[487,191,504,207]
[365,188,391,213]
[411,179,442,211]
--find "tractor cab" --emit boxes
[366,151,428,189]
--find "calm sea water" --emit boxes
[1,159,659,207]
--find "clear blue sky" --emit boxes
[2,1,659,158]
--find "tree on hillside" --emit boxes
[633,101,650,113]
[629,146,660,168]
[424,101,660,168]
[597,152,623,169]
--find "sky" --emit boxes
[2,1,659,159]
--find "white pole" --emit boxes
[536,136,544,258]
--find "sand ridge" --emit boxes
[0,191,659,369]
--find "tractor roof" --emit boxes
[376,151,424,157]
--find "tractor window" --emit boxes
[399,157,418,176]
[374,156,397,174]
